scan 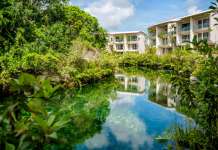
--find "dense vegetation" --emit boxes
[0,74,118,149]
[0,0,110,89]
[0,0,114,149]
[1,0,218,149]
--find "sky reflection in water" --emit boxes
[77,74,189,150]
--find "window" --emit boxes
[203,19,209,28]
[163,38,168,45]
[128,44,138,50]
[110,38,113,42]
[198,33,203,41]
[128,35,138,41]
[116,44,124,50]
[132,44,138,50]
[196,32,209,41]
[152,40,156,45]
[197,18,209,29]
[130,77,138,83]
[198,20,202,29]
[182,35,190,42]
[181,23,190,31]
[203,32,209,40]
[115,36,124,42]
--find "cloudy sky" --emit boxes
[70,0,211,32]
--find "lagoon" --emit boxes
[0,69,191,149]
[76,70,190,150]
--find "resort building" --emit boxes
[107,31,146,53]
[148,10,218,55]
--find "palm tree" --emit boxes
[210,0,218,12]
[209,0,218,25]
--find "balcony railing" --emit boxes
[127,38,139,42]
[168,31,176,36]
[149,33,156,37]
[180,27,190,32]
[194,24,210,31]
[182,39,190,43]
[115,39,124,42]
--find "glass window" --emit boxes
[163,38,168,45]
[115,36,124,42]
[203,32,209,40]
[128,35,138,41]
[203,19,209,28]
[182,35,190,42]
[132,44,138,50]
[198,33,203,41]
[181,23,190,31]
[128,44,138,50]
[116,44,124,50]
[198,20,202,29]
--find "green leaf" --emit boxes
[47,132,58,139]
[27,99,45,114]
[5,142,15,150]
[48,115,56,127]
[32,115,48,132]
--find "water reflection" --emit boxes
[115,74,147,95]
[116,73,179,108]
[77,73,188,150]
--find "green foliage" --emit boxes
[168,38,218,149]
[0,0,108,88]
[0,74,117,149]
[117,49,203,72]
[10,73,61,99]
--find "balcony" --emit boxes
[194,24,210,33]
[127,35,139,43]
[168,31,176,36]
[158,31,168,39]
[149,32,156,39]
[179,27,190,35]
[115,39,124,43]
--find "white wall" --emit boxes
[210,13,218,44]
[138,33,146,53]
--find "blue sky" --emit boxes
[70,0,212,32]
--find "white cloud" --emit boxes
[84,93,153,149]
[186,0,201,15]
[84,0,134,30]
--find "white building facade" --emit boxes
[148,10,218,55]
[107,31,146,54]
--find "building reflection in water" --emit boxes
[115,73,179,108]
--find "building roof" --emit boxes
[148,9,212,29]
[108,31,145,35]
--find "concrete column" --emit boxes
[124,34,128,52]
[156,26,162,55]
[190,17,194,47]
[176,22,180,45]
[156,26,161,48]
[167,24,172,47]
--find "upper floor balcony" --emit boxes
[180,26,190,32]
[149,32,156,39]
[127,35,139,42]
[114,36,124,43]
[194,19,210,33]
[158,31,168,39]
[179,22,191,34]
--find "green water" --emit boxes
[0,69,191,149]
